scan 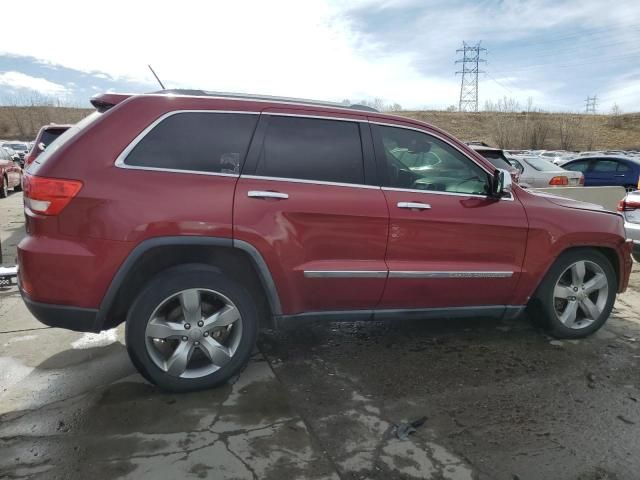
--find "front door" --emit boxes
[234,113,389,315]
[370,122,529,309]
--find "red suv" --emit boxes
[23,124,72,167]
[18,91,633,392]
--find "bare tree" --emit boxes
[610,103,623,128]
[558,116,583,150]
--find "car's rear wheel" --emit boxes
[531,249,617,338]
[125,264,258,392]
[0,176,7,198]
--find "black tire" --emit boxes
[13,174,22,192]
[125,264,258,392]
[0,176,7,198]
[530,248,617,339]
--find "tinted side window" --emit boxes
[564,161,589,172]
[375,125,489,195]
[126,112,258,174]
[617,162,631,172]
[592,160,618,172]
[255,116,364,184]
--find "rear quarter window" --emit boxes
[124,112,258,174]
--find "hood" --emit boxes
[531,190,606,212]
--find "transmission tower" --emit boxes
[585,95,597,113]
[456,41,486,112]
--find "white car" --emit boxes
[538,150,577,165]
[507,155,584,188]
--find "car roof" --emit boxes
[565,156,638,163]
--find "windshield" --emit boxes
[4,143,27,151]
[526,157,562,171]
[40,128,70,148]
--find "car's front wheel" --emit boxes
[531,249,617,339]
[125,264,258,392]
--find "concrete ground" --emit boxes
[1,190,639,480]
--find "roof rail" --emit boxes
[151,89,379,112]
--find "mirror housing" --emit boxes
[491,168,513,198]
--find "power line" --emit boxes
[455,41,486,112]
[585,95,598,113]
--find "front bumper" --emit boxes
[20,285,100,332]
[625,221,640,257]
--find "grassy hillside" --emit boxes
[0,106,89,141]
[1,106,639,151]
[400,111,640,151]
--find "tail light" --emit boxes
[618,198,640,212]
[549,176,569,186]
[23,152,34,167]
[23,174,83,215]
[579,174,585,185]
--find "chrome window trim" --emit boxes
[304,270,387,278]
[114,110,260,175]
[382,186,487,199]
[242,175,380,190]
[369,120,514,201]
[262,111,364,123]
[389,271,514,279]
[304,270,514,279]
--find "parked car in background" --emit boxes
[2,142,29,166]
[0,146,22,198]
[618,190,640,262]
[17,89,633,392]
[507,155,584,188]
[467,144,521,184]
[538,150,576,165]
[24,124,72,167]
[562,156,640,191]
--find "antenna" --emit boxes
[148,65,166,90]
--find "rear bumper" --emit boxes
[20,286,100,332]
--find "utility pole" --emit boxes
[585,95,597,114]
[456,41,486,112]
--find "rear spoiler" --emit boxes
[90,93,132,113]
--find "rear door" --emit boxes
[234,112,389,315]
[588,158,623,186]
[371,122,529,310]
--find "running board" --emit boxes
[273,305,526,329]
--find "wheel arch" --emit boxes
[96,236,281,331]
[530,245,622,301]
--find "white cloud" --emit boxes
[0,71,69,96]
[0,0,638,110]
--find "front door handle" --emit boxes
[248,190,289,200]
[614,174,626,177]
[397,201,431,210]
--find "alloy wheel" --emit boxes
[553,260,609,330]
[144,288,243,378]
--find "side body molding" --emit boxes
[95,236,282,330]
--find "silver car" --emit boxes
[507,155,584,188]
[619,190,640,262]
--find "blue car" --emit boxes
[562,156,640,190]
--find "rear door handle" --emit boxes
[247,190,289,200]
[397,201,431,210]
[614,174,626,177]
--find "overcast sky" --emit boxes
[0,0,639,112]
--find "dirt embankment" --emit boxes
[1,105,639,150]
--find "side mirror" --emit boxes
[38,142,46,152]
[491,168,513,197]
